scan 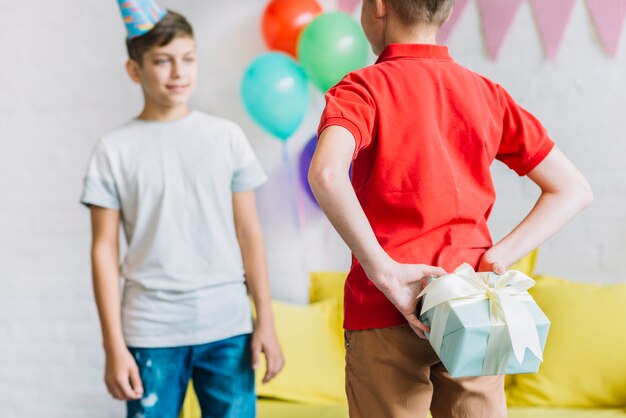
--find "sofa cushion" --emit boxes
[508,408,626,418]
[257,400,626,418]
[308,252,537,347]
[258,398,350,418]
[309,251,537,305]
[256,299,346,405]
[506,275,626,407]
[310,271,347,304]
[510,250,538,277]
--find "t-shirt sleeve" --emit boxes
[80,140,121,210]
[496,85,555,176]
[317,73,376,160]
[230,125,268,192]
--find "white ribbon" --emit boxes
[417,263,543,375]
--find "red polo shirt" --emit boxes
[318,43,554,330]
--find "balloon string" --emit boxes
[281,141,309,274]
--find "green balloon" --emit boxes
[298,12,369,92]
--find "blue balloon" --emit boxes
[241,53,310,141]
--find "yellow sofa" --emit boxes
[181,253,626,417]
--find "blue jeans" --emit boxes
[126,334,255,418]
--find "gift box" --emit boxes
[418,264,550,378]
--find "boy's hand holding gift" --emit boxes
[367,260,447,339]
[418,264,550,378]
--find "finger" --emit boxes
[407,320,427,339]
[251,343,262,370]
[129,366,144,398]
[264,355,284,384]
[263,354,277,384]
[406,314,430,335]
[492,262,506,275]
[117,375,139,400]
[410,323,427,339]
[110,388,123,400]
[420,266,447,278]
[106,380,122,400]
[272,355,285,377]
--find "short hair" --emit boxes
[386,0,455,26]
[126,10,194,65]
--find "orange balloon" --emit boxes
[262,0,323,58]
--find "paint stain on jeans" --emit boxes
[140,392,158,408]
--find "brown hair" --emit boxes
[386,0,455,26]
[126,10,194,65]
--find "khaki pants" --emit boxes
[344,325,507,418]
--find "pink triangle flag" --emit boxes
[529,0,576,60]
[437,0,470,45]
[586,0,626,56]
[338,0,361,14]
[476,0,524,59]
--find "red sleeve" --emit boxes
[317,73,376,160]
[496,85,555,176]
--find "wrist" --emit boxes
[103,336,127,355]
[483,246,511,270]
[254,307,275,327]
[362,253,398,292]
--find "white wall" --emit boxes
[0,0,624,416]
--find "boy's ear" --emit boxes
[442,6,454,25]
[126,59,142,83]
[375,0,387,19]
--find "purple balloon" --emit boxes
[298,134,353,207]
[299,135,319,205]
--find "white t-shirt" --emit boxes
[81,111,267,347]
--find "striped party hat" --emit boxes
[117,0,167,39]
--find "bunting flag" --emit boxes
[437,0,470,45]
[476,0,524,59]
[529,0,576,60]
[338,0,361,14]
[586,0,626,56]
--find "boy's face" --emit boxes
[361,0,386,56]
[127,36,198,108]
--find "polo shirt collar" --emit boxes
[376,43,452,63]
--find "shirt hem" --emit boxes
[80,199,120,210]
[343,315,407,331]
[124,323,253,349]
[514,138,555,176]
[231,161,268,192]
[318,117,363,160]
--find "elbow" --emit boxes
[566,177,594,212]
[235,223,263,246]
[579,179,594,209]
[542,176,593,213]
[308,162,341,198]
[91,241,118,260]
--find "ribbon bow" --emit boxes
[418,263,543,374]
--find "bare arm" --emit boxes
[232,191,284,383]
[91,206,124,352]
[479,147,594,273]
[90,206,142,400]
[308,126,446,338]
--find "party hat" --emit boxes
[117,0,167,39]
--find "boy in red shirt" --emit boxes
[309,1,593,417]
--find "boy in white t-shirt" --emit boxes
[81,2,283,417]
